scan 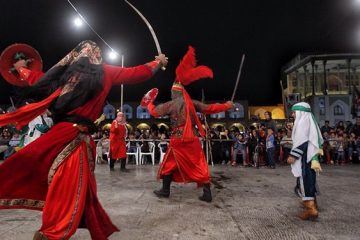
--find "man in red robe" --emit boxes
[144,46,233,202]
[0,40,167,240]
[109,112,128,171]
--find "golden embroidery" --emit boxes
[62,146,84,239]
[48,134,95,184]
[0,198,44,208]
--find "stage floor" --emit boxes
[1,163,359,240]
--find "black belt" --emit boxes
[53,114,97,134]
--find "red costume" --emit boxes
[109,120,127,159]
[145,46,233,202]
[148,99,231,184]
[109,112,129,171]
[0,41,164,240]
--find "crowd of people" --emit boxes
[1,112,358,169]
[91,113,360,169]
[2,111,360,169]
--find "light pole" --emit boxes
[120,54,124,112]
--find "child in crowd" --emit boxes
[232,133,247,166]
[266,128,276,169]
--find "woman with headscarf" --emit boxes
[0,40,168,240]
[109,112,128,171]
[287,102,323,220]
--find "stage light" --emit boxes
[108,51,119,60]
[74,17,83,27]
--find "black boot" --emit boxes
[199,184,212,202]
[109,159,115,171]
[154,175,172,198]
[120,158,129,172]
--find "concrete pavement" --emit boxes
[1,163,359,240]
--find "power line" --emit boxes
[67,0,116,53]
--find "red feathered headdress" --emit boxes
[174,46,213,86]
[170,46,212,138]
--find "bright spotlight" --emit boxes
[74,17,83,27]
[108,51,118,60]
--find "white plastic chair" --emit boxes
[96,138,109,164]
[126,142,140,165]
[95,140,103,164]
[139,142,155,165]
[158,142,169,164]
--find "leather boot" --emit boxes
[199,184,212,202]
[33,231,48,240]
[301,198,318,209]
[298,200,318,220]
[109,159,115,171]
[120,158,129,172]
[154,175,172,198]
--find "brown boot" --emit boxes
[33,231,48,240]
[300,198,318,209]
[298,200,318,220]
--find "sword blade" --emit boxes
[124,0,162,55]
[231,54,245,102]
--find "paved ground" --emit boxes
[0,163,359,240]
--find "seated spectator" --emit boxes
[23,110,53,146]
[127,132,139,153]
[4,132,21,159]
[0,128,12,160]
[158,133,168,152]
[280,130,293,164]
[232,133,247,166]
[97,133,110,163]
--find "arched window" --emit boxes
[136,105,150,119]
[229,102,244,119]
[122,104,133,119]
[210,111,225,119]
[103,103,116,119]
[333,105,344,116]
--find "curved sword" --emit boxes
[124,0,165,70]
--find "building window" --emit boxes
[103,103,116,120]
[229,103,244,119]
[334,105,344,116]
[122,104,133,119]
[136,106,150,119]
[210,111,225,119]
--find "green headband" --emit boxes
[291,105,311,112]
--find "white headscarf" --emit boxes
[291,102,323,177]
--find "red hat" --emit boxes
[172,46,213,92]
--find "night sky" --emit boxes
[1,0,359,106]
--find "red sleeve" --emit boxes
[147,102,160,118]
[202,102,232,115]
[27,71,45,86]
[17,67,44,86]
[103,64,153,85]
